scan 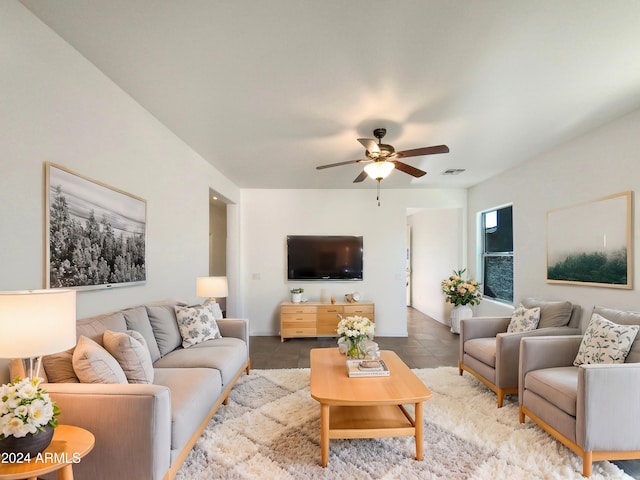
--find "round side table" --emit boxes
[0,425,95,480]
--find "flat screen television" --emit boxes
[287,235,363,281]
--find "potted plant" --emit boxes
[441,269,482,334]
[0,377,60,455]
[336,314,375,359]
[290,287,304,303]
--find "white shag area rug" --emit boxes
[176,367,633,480]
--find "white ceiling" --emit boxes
[20,0,640,190]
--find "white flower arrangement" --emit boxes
[0,377,59,439]
[336,315,375,339]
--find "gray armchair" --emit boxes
[459,298,581,407]
[519,306,640,477]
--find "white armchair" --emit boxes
[459,298,581,407]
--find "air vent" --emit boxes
[442,169,466,175]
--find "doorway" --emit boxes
[209,188,227,312]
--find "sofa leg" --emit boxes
[518,406,525,423]
[583,452,592,477]
[458,361,463,376]
[223,396,229,405]
[497,391,504,408]
[246,359,251,375]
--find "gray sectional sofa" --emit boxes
[13,301,250,480]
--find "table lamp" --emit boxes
[0,289,77,379]
[196,276,228,306]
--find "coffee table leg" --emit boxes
[415,402,424,460]
[320,403,330,467]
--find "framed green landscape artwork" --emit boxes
[546,191,632,289]
[45,162,147,290]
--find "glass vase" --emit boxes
[346,336,367,360]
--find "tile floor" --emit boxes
[249,306,640,478]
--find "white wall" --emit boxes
[408,208,464,325]
[241,188,467,336]
[0,1,240,318]
[468,107,640,328]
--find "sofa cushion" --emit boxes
[174,304,222,348]
[153,368,222,452]
[103,330,154,384]
[73,336,128,384]
[42,311,127,383]
[463,338,496,368]
[122,306,162,362]
[153,337,247,385]
[146,305,182,356]
[593,306,640,363]
[522,298,572,329]
[574,313,639,366]
[42,349,79,383]
[525,366,578,417]
[507,304,540,333]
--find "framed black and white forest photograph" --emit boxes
[45,162,146,290]
[546,191,632,289]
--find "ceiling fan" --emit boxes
[316,128,449,205]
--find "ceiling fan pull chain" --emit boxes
[377,179,381,206]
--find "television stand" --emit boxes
[280,301,375,342]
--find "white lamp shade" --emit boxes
[0,289,76,358]
[196,276,228,298]
[364,161,395,180]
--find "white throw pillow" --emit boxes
[574,313,639,366]
[103,330,154,384]
[507,304,541,333]
[174,304,222,348]
[72,336,128,384]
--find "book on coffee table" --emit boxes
[346,359,390,377]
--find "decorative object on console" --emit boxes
[441,269,481,334]
[45,162,146,290]
[546,191,632,289]
[344,292,360,303]
[196,276,228,318]
[0,289,76,454]
[289,287,304,303]
[336,314,374,360]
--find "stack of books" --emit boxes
[346,359,390,377]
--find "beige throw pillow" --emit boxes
[72,336,128,384]
[574,313,640,366]
[103,330,154,384]
[507,304,541,333]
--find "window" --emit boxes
[481,205,513,303]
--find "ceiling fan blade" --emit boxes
[316,159,366,170]
[357,138,379,154]
[353,170,368,183]
[391,160,427,178]
[394,144,449,158]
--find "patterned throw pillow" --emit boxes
[507,304,541,333]
[574,313,639,366]
[174,304,222,348]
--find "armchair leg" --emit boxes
[583,452,592,477]
[458,361,463,376]
[518,406,525,423]
[497,391,505,408]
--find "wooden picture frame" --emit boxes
[45,162,147,290]
[546,191,632,289]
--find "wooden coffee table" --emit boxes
[310,348,432,467]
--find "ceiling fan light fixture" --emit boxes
[364,160,395,180]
